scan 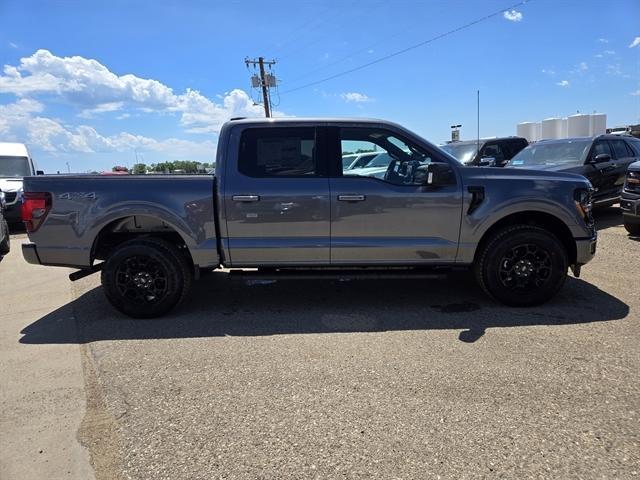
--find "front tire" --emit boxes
[101,238,192,318]
[623,220,640,236]
[475,225,568,307]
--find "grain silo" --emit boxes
[541,118,564,139]
[589,113,607,136]
[517,122,538,142]
[567,114,591,137]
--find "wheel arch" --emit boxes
[91,214,194,268]
[474,210,577,266]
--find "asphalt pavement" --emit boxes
[1,207,639,479]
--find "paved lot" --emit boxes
[2,208,639,479]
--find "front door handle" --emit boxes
[338,194,366,202]
[232,195,260,202]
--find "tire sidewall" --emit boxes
[101,242,185,318]
[623,221,640,236]
[482,229,567,307]
[0,219,9,254]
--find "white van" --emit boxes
[0,143,42,223]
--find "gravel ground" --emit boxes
[10,207,640,479]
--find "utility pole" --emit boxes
[245,57,277,118]
[476,90,480,152]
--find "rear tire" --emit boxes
[101,237,192,318]
[0,219,10,255]
[624,220,640,236]
[475,225,568,307]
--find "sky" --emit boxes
[0,0,639,173]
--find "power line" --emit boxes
[280,0,533,95]
[284,4,451,86]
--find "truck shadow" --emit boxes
[20,272,629,345]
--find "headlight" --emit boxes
[574,187,593,221]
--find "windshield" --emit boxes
[440,143,478,164]
[0,156,31,177]
[509,140,591,167]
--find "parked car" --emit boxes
[0,190,10,255]
[620,160,640,235]
[440,137,528,167]
[0,142,43,223]
[507,135,639,207]
[342,152,380,170]
[21,117,596,317]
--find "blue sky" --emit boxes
[0,0,639,173]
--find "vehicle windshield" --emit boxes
[440,143,478,164]
[0,156,31,177]
[509,140,591,167]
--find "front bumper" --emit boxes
[620,190,640,222]
[22,243,41,265]
[575,233,597,266]
[4,202,22,222]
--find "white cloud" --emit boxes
[606,64,622,76]
[78,102,124,119]
[604,50,616,55]
[542,68,556,76]
[340,92,373,103]
[503,9,523,22]
[631,90,640,96]
[0,49,272,134]
[0,98,216,158]
[598,38,608,44]
[8,42,18,49]
[629,37,640,48]
[579,62,588,71]
[594,53,603,58]
[556,80,570,87]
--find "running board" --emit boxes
[227,268,454,281]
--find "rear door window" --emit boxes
[610,139,632,160]
[238,128,319,177]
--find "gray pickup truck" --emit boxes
[21,118,597,317]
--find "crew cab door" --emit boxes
[585,140,620,203]
[328,126,463,265]
[223,126,330,266]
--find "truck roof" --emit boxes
[225,117,399,127]
[0,142,29,157]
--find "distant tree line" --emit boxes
[112,161,215,175]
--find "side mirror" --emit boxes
[425,162,456,186]
[590,153,610,164]
[479,156,496,167]
[36,170,44,175]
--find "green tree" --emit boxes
[132,163,147,175]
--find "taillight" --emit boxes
[21,192,52,232]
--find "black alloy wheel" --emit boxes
[101,237,192,318]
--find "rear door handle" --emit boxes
[338,194,366,202]
[232,195,260,202]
